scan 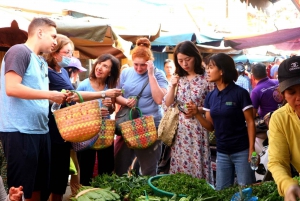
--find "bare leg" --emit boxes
[49,193,63,201]
[26,191,40,201]
[70,150,80,195]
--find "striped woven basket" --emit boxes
[71,133,99,152]
[120,108,157,149]
[91,119,116,150]
[53,92,101,143]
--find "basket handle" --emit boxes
[129,107,142,120]
[66,90,84,106]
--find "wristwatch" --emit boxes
[101,91,106,98]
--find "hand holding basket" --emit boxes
[119,107,157,149]
[53,91,102,143]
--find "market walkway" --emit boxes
[62,186,71,201]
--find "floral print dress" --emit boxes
[164,74,214,184]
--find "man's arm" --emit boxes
[252,108,258,119]
[273,71,278,79]
[6,71,66,104]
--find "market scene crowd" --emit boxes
[0,16,300,201]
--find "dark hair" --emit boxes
[251,63,267,80]
[164,59,174,66]
[89,54,120,89]
[64,67,79,78]
[28,18,56,36]
[208,53,238,84]
[173,41,204,76]
[43,34,73,68]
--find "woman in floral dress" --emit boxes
[163,41,214,184]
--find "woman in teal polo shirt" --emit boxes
[187,53,256,190]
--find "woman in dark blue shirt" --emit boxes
[44,34,121,201]
[186,53,256,190]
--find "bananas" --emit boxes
[75,188,121,201]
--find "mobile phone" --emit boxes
[177,105,187,114]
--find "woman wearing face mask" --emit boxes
[44,34,122,201]
[114,38,168,176]
[163,41,214,184]
[76,54,120,186]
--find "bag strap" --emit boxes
[129,107,143,120]
[135,78,149,106]
[66,90,84,106]
[71,90,84,103]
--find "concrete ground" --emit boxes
[62,186,72,201]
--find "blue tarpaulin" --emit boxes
[151,32,223,47]
[232,55,275,63]
[151,33,196,46]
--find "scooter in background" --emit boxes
[254,112,272,182]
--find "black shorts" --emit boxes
[0,132,50,199]
[49,142,71,195]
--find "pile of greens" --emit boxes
[90,173,153,201]
[88,173,300,201]
[151,173,216,200]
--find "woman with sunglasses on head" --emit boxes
[187,53,256,190]
[163,41,215,184]
[76,54,120,186]
[268,56,300,200]
[43,34,121,201]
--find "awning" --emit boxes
[0,7,132,59]
[224,27,300,51]
[151,33,195,46]
[232,55,275,63]
[239,0,273,10]
[65,9,161,43]
[53,17,132,59]
[0,7,29,49]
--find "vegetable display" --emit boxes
[151,173,216,200]
[90,173,152,201]
[86,173,300,201]
[71,186,121,201]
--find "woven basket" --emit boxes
[71,133,99,152]
[120,108,157,149]
[91,119,116,150]
[158,104,179,146]
[53,92,101,143]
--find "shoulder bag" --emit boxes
[157,87,179,146]
[115,79,149,136]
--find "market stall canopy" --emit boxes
[232,54,275,63]
[224,26,300,51]
[0,7,132,59]
[151,32,224,52]
[240,0,274,10]
[151,32,223,46]
[151,33,195,46]
[197,43,239,54]
[53,17,132,59]
[0,7,30,49]
[65,8,161,43]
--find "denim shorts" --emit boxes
[216,148,256,190]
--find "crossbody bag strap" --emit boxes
[136,78,149,106]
